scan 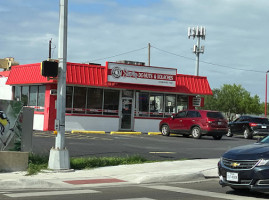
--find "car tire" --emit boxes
[161,124,170,136]
[191,126,201,139]
[212,135,222,140]
[226,128,233,137]
[243,127,253,139]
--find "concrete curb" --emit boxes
[0,159,220,189]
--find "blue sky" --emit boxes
[1,0,269,102]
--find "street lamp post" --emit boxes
[188,26,206,76]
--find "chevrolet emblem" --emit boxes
[231,162,240,167]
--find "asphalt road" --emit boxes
[1,179,269,199]
[32,132,256,160]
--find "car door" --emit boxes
[231,117,245,133]
[170,111,187,131]
[181,111,201,131]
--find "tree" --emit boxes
[203,84,262,119]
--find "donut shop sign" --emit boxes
[106,62,177,87]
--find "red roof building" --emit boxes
[1,61,212,132]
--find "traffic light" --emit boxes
[41,60,58,77]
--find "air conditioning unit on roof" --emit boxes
[116,60,145,66]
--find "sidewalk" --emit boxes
[0,158,219,189]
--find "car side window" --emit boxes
[175,111,187,118]
[238,117,245,122]
[186,111,201,118]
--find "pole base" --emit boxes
[48,147,70,170]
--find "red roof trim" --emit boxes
[5,62,212,95]
[0,70,10,77]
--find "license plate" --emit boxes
[227,172,238,182]
[262,126,267,128]
[218,122,222,125]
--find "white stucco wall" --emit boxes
[0,77,12,100]
[134,118,162,132]
[65,116,120,132]
[33,114,44,131]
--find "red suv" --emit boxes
[159,109,228,140]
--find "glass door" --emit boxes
[120,98,133,130]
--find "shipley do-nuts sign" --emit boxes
[106,62,177,87]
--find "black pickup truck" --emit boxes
[227,115,269,139]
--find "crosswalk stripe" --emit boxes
[5,189,100,198]
[144,185,268,200]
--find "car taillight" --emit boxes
[207,120,214,125]
[250,123,257,127]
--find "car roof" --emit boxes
[240,115,266,119]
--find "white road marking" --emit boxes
[145,185,268,200]
[5,189,100,198]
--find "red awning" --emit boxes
[6,62,212,95]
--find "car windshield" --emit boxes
[250,118,269,124]
[259,136,269,143]
[207,112,224,119]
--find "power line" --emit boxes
[151,45,265,74]
[89,46,148,62]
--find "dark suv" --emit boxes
[159,109,228,140]
[227,115,269,139]
[218,135,269,192]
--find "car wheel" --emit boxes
[213,135,222,140]
[243,128,253,139]
[161,124,170,136]
[191,126,201,139]
[226,128,233,137]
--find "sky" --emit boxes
[1,0,269,102]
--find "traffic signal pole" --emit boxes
[48,0,70,170]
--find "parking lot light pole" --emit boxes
[266,70,269,117]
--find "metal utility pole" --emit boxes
[188,26,206,76]
[49,39,52,59]
[148,43,151,66]
[48,0,70,170]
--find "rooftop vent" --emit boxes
[116,60,145,66]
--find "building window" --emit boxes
[37,86,45,112]
[13,85,45,111]
[73,87,87,113]
[165,95,176,117]
[103,89,119,115]
[21,86,29,106]
[14,86,20,101]
[66,86,73,113]
[176,95,188,112]
[86,88,103,115]
[150,93,163,117]
[138,92,149,117]
[29,86,38,107]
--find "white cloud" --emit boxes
[0,0,269,102]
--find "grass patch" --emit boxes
[27,154,49,175]
[27,154,148,175]
[70,155,147,170]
